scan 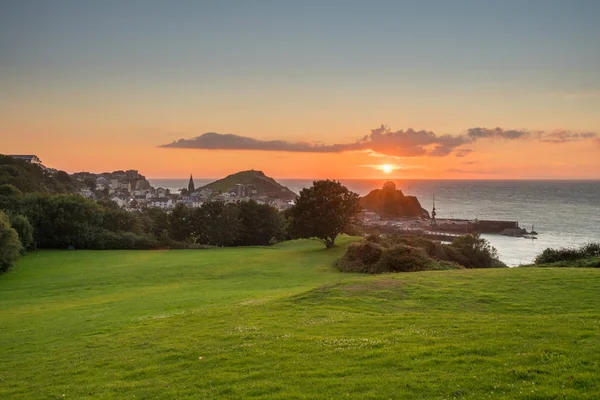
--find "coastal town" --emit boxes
[75,170,295,211]
[7,155,295,212]
[7,154,534,238]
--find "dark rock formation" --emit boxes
[360,181,430,219]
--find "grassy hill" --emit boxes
[200,170,297,200]
[1,238,599,398]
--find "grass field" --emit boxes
[1,237,599,399]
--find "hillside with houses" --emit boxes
[1,154,296,212]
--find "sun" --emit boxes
[381,164,393,174]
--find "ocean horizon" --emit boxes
[148,178,600,267]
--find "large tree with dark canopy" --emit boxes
[287,180,360,248]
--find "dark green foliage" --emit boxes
[98,200,141,234]
[335,240,464,274]
[10,215,34,252]
[190,201,241,246]
[0,211,22,272]
[376,244,432,273]
[367,233,505,269]
[534,242,600,265]
[338,233,503,273]
[139,207,171,240]
[0,184,23,197]
[235,200,285,246]
[449,234,502,269]
[0,181,288,252]
[334,241,384,273]
[288,180,361,248]
[169,204,194,242]
[0,155,80,193]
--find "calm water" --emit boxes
[149,178,600,266]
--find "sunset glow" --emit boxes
[381,165,394,174]
[1,2,599,179]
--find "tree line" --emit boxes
[0,179,361,273]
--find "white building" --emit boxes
[110,196,127,208]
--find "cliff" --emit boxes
[360,181,430,219]
[200,170,297,200]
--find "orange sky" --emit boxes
[2,2,600,179]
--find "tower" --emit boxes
[188,174,195,192]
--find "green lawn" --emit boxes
[1,237,599,399]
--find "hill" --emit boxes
[1,239,599,398]
[361,181,430,218]
[200,169,297,200]
[0,154,80,194]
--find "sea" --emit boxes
[148,178,600,266]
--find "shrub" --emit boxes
[10,214,34,252]
[335,241,384,273]
[364,233,505,269]
[0,211,22,273]
[534,242,600,264]
[375,245,431,273]
[581,242,600,258]
[449,234,504,268]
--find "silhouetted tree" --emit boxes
[287,180,360,248]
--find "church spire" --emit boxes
[188,174,195,192]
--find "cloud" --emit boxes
[160,125,598,158]
[159,132,346,152]
[540,130,598,143]
[467,127,530,140]
[454,149,474,158]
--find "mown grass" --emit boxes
[1,237,599,399]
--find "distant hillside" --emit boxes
[200,170,297,200]
[0,155,80,194]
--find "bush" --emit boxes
[363,233,505,269]
[0,211,22,273]
[375,245,431,273]
[335,241,384,273]
[335,239,465,274]
[534,242,600,264]
[10,214,34,252]
[449,234,504,268]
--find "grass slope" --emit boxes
[1,237,599,399]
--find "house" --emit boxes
[109,178,120,189]
[156,188,169,198]
[8,155,42,164]
[110,196,127,208]
[149,199,173,209]
[79,188,93,198]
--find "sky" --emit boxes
[1,0,600,179]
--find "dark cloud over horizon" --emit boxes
[540,130,597,143]
[159,125,598,158]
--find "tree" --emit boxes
[190,201,241,246]
[169,203,194,242]
[10,214,34,252]
[287,180,360,248]
[236,200,285,246]
[0,211,22,273]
